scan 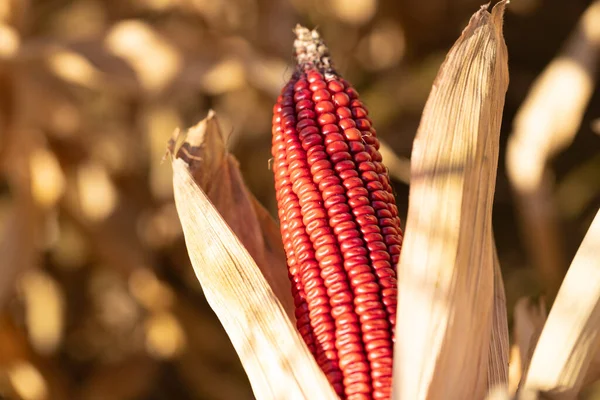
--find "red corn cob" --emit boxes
[271,25,403,400]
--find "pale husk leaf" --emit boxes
[393,2,509,399]
[485,386,510,400]
[168,111,293,317]
[170,113,337,400]
[521,209,600,399]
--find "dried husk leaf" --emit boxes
[581,336,600,391]
[510,296,547,396]
[170,113,337,400]
[168,111,293,317]
[521,209,600,399]
[393,2,509,399]
[488,245,510,389]
[485,386,511,400]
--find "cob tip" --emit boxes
[293,24,335,76]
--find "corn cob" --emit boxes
[271,25,403,400]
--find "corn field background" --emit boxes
[0,0,599,399]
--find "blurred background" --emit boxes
[0,0,598,399]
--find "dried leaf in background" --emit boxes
[0,197,38,307]
[506,0,600,301]
[170,112,338,400]
[393,2,509,399]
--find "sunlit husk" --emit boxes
[393,2,509,399]
[170,113,337,400]
[522,210,600,398]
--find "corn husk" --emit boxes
[168,111,293,317]
[488,245,510,388]
[393,2,509,399]
[521,209,600,399]
[509,296,547,396]
[169,112,337,400]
